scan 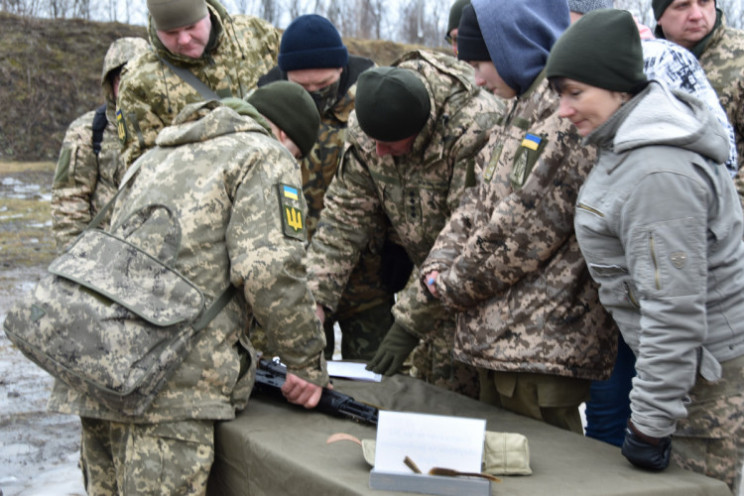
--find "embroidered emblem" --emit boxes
[483,143,503,183]
[277,184,305,240]
[670,251,687,269]
[116,109,128,144]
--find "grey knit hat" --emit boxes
[567,0,614,14]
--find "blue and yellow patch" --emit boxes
[520,133,541,151]
[277,183,305,241]
[116,109,128,144]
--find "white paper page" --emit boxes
[326,361,382,382]
[374,411,485,474]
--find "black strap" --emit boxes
[160,57,220,100]
[91,103,108,158]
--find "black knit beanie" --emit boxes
[147,0,207,31]
[247,81,321,158]
[456,4,491,62]
[447,0,471,35]
[652,0,674,20]
[278,14,349,72]
[546,9,647,93]
[355,67,431,142]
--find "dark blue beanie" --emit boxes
[278,14,349,72]
[472,0,569,96]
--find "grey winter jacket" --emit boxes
[575,81,744,438]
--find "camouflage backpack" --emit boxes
[3,164,234,416]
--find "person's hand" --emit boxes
[366,323,419,376]
[315,303,326,324]
[281,373,323,409]
[424,270,440,298]
[621,421,671,471]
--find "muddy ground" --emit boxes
[0,160,85,496]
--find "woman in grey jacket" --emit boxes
[546,9,744,493]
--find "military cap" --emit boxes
[355,67,431,142]
[147,0,208,31]
[247,81,321,158]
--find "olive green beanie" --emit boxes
[247,81,321,158]
[546,9,647,93]
[147,0,208,31]
[355,67,431,142]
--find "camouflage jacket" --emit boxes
[51,108,123,251]
[696,18,744,204]
[421,74,616,381]
[51,37,149,251]
[116,0,280,168]
[49,101,328,423]
[306,50,505,334]
[258,56,388,317]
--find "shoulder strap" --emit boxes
[91,103,108,157]
[159,57,220,100]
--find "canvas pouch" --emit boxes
[3,210,232,417]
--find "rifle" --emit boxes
[253,358,379,426]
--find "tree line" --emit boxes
[1,0,742,47]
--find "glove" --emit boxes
[366,323,420,376]
[621,421,671,471]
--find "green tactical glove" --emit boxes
[366,322,420,376]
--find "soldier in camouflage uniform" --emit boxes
[653,0,744,202]
[51,37,148,251]
[305,50,504,398]
[116,0,280,169]
[48,93,328,495]
[257,15,394,361]
[421,0,616,433]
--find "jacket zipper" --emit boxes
[577,202,604,217]
[649,233,661,290]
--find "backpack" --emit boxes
[2,163,234,416]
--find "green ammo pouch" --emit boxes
[2,163,234,417]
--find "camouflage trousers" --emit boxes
[79,417,214,496]
[409,319,480,400]
[478,368,591,435]
[324,298,395,360]
[672,353,744,494]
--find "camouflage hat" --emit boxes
[355,67,431,142]
[147,0,208,31]
[101,37,149,86]
[247,81,321,158]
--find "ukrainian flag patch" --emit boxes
[521,133,541,151]
[277,183,305,241]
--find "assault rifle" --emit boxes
[253,358,379,426]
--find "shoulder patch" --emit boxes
[116,109,128,145]
[277,183,306,241]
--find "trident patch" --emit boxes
[116,109,128,144]
[277,184,306,241]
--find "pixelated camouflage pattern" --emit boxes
[101,36,149,117]
[672,354,744,493]
[421,74,617,381]
[51,37,148,251]
[117,0,280,168]
[48,101,327,423]
[80,418,214,495]
[699,19,744,208]
[306,50,504,392]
